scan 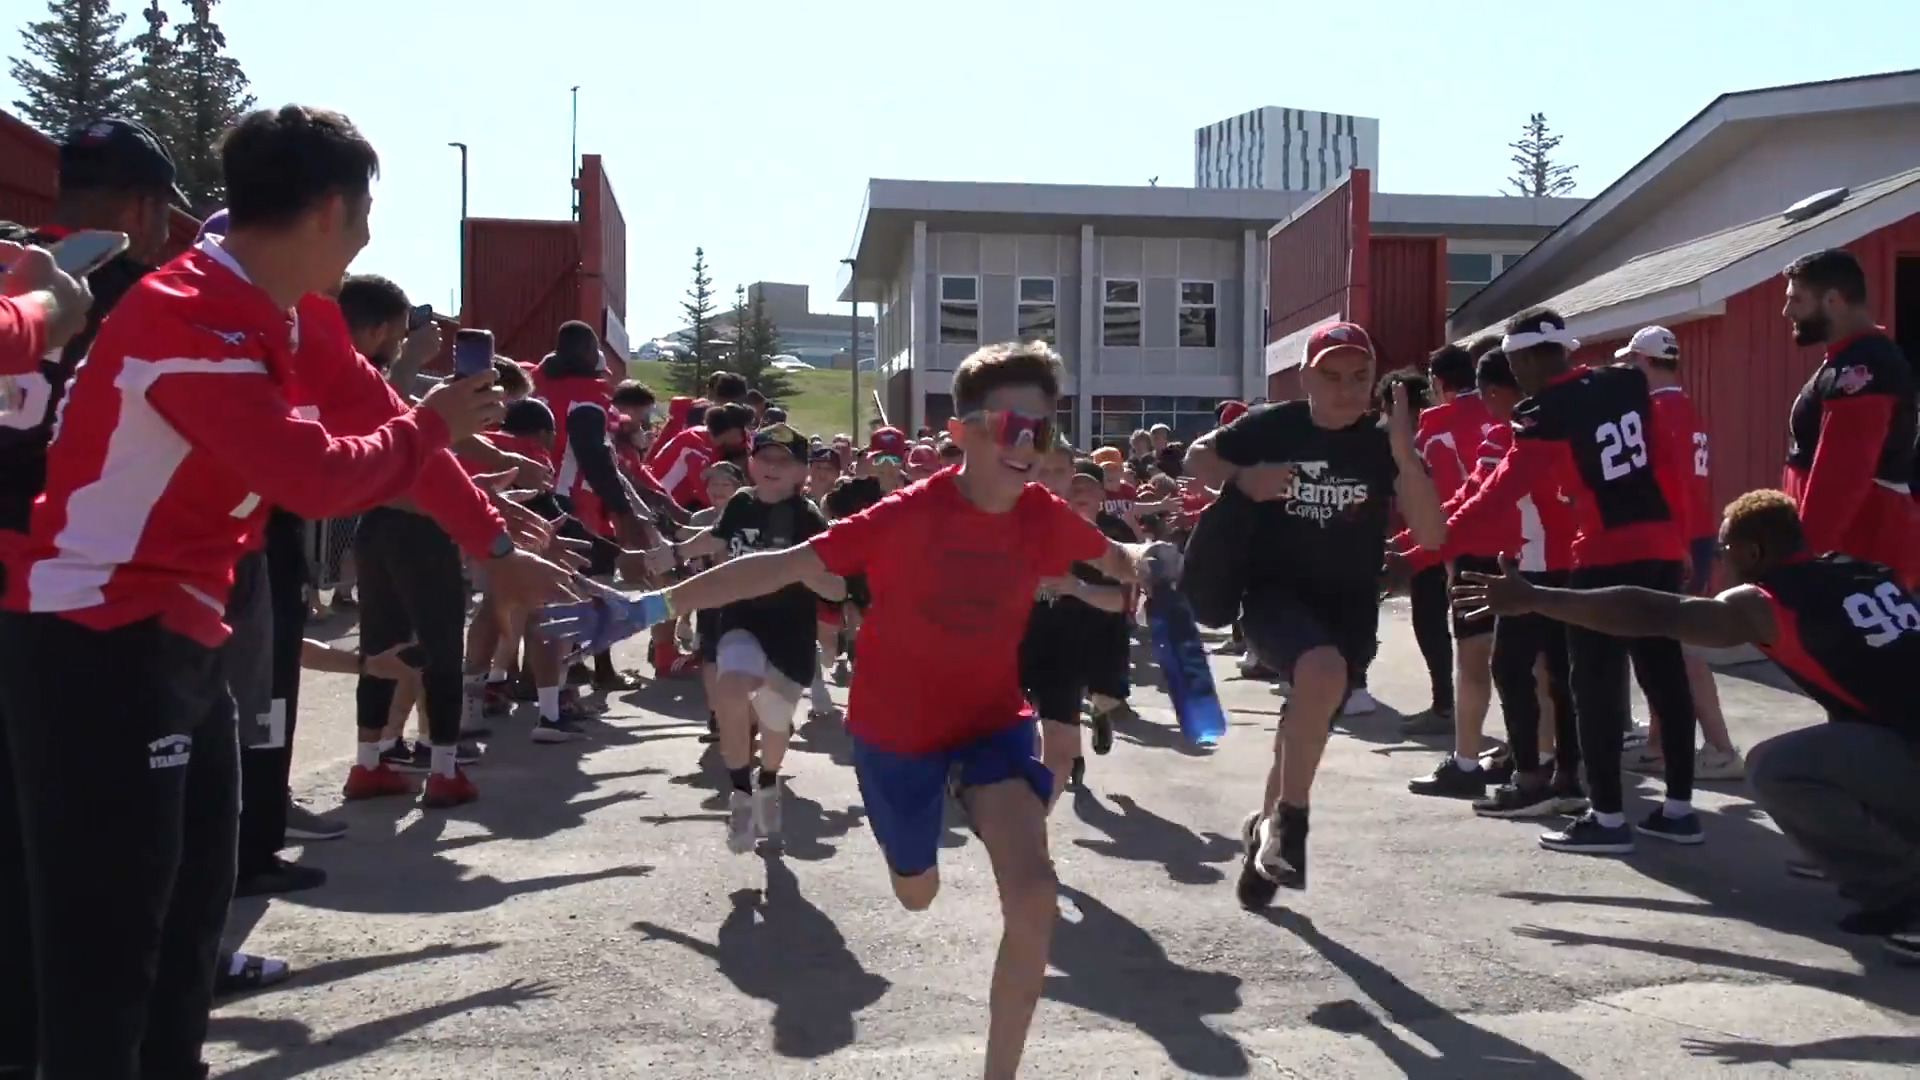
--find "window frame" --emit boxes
[938,274,980,346]
[1017,275,1057,344]
[1102,277,1142,348]
[1177,280,1218,348]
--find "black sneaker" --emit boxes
[1473,782,1563,819]
[1480,751,1516,787]
[1882,920,1920,964]
[698,713,721,744]
[1540,812,1634,855]
[1069,756,1086,791]
[1272,805,1309,890]
[1408,758,1488,799]
[234,857,327,898]
[1089,709,1115,756]
[565,663,593,686]
[380,739,428,773]
[1634,808,1704,846]
[531,716,588,744]
[1400,708,1454,736]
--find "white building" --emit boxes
[1195,107,1381,192]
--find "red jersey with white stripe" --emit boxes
[1414,392,1497,502]
[1402,422,1574,573]
[533,370,610,500]
[0,240,454,646]
[654,425,717,508]
[1648,385,1712,541]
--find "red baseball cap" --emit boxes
[1216,400,1249,425]
[1307,321,1375,366]
[906,445,937,469]
[868,426,908,456]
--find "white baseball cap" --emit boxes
[1616,325,1679,362]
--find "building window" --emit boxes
[1178,281,1217,348]
[939,276,978,345]
[1102,278,1141,347]
[1446,252,1498,312]
[1018,277,1056,343]
[1055,395,1076,443]
[1089,395,1226,449]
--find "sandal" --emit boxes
[214,951,292,997]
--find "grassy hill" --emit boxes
[624,361,872,441]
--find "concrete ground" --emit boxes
[209,601,1920,1079]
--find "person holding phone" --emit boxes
[0,241,93,373]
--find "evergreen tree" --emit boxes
[1505,112,1577,198]
[736,291,796,402]
[8,0,134,136]
[670,247,726,396]
[126,1,182,152]
[170,0,254,213]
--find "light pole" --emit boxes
[448,141,468,319]
[569,86,581,221]
[840,257,859,436]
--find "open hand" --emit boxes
[1449,553,1535,619]
[419,371,504,441]
[361,642,421,681]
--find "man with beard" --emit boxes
[1778,249,1917,587]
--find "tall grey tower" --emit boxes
[1194,107,1380,191]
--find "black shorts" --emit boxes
[1242,586,1379,684]
[1450,555,1500,639]
[696,609,721,663]
[1020,607,1087,724]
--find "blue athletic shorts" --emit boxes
[1685,536,1719,596]
[851,720,1051,877]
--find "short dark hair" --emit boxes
[491,357,530,397]
[708,371,748,403]
[335,274,408,335]
[744,388,767,406]
[763,405,788,423]
[1783,248,1868,305]
[1504,307,1574,363]
[1466,335,1503,359]
[556,319,599,355]
[1722,489,1805,556]
[704,402,753,436]
[501,397,554,436]
[1374,369,1431,412]
[951,340,1061,415]
[611,380,656,410]
[1427,345,1476,393]
[1474,348,1518,391]
[220,105,379,229]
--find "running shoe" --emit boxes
[234,856,327,898]
[1473,782,1564,819]
[726,790,756,854]
[482,681,513,718]
[832,656,851,685]
[532,715,588,743]
[284,799,347,842]
[1399,707,1454,736]
[1621,744,1665,773]
[343,762,414,801]
[753,779,784,849]
[1540,812,1634,855]
[1694,745,1746,781]
[699,712,721,744]
[1069,756,1086,791]
[421,768,479,809]
[1408,758,1488,799]
[1089,708,1115,756]
[1341,689,1379,717]
[379,739,426,773]
[1634,808,1704,845]
[1236,654,1276,680]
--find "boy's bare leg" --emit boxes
[966,778,1056,1080]
[1038,719,1081,810]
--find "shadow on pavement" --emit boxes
[616,677,712,723]
[794,711,855,766]
[631,852,891,1059]
[777,783,867,862]
[1111,706,1215,757]
[207,978,555,1079]
[1046,886,1249,1077]
[213,941,502,1005]
[1264,908,1582,1078]
[1679,1033,1920,1067]
[1069,789,1239,885]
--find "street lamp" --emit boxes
[448,141,468,319]
[840,256,859,436]
[569,86,581,221]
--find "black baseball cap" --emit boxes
[59,118,190,207]
[751,422,806,461]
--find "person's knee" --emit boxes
[997,859,1059,931]
[1745,732,1796,792]
[1293,646,1347,696]
[891,868,939,911]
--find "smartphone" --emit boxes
[407,303,433,332]
[452,328,494,377]
[48,230,130,276]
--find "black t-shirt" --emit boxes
[1211,400,1398,600]
[1516,363,1673,532]
[825,475,883,519]
[1786,332,1916,483]
[711,489,829,684]
[1755,553,1919,736]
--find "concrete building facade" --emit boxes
[1194,106,1381,193]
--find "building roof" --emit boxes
[1455,165,1920,344]
[837,178,1581,302]
[1448,68,1920,333]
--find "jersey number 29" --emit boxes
[1844,582,1920,647]
[1596,411,1649,481]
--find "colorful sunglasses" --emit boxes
[961,409,1056,449]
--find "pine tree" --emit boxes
[8,0,135,136]
[670,247,726,396]
[126,1,182,152]
[170,0,254,213]
[736,291,796,402]
[1506,113,1577,198]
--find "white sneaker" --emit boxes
[1341,689,1378,716]
[753,780,784,847]
[1237,654,1271,678]
[726,790,756,854]
[1622,722,1652,750]
[1694,745,1746,781]
[1621,744,1665,773]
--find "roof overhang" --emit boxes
[1449,67,1920,333]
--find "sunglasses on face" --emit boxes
[961,409,1055,449]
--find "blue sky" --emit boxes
[6,1,1915,340]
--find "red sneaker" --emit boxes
[421,768,480,809]
[651,641,700,678]
[342,763,414,801]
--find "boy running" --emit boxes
[542,342,1166,1079]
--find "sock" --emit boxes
[1663,798,1693,819]
[1594,810,1626,828]
[429,744,457,778]
[728,766,754,794]
[487,667,508,684]
[356,743,380,769]
[1452,753,1480,771]
[758,766,779,789]
[537,686,561,722]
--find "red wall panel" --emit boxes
[1367,235,1446,373]
[0,107,199,255]
[1266,169,1370,345]
[462,218,581,367]
[576,154,627,363]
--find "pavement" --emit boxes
[208,601,1920,1079]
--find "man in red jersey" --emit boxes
[656,402,752,510]
[1615,326,1743,781]
[1442,309,1700,855]
[0,105,574,1080]
[1456,489,1920,962]
[1778,249,1918,586]
[547,342,1168,1080]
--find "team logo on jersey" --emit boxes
[147,734,192,769]
[1832,365,1873,395]
[1284,460,1371,524]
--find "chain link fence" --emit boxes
[305,516,360,591]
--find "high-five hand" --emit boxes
[1449,554,1535,620]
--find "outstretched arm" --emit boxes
[663,544,828,616]
[1453,557,1776,650]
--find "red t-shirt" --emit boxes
[1102,479,1137,518]
[810,471,1109,752]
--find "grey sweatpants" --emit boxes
[1749,721,1920,911]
